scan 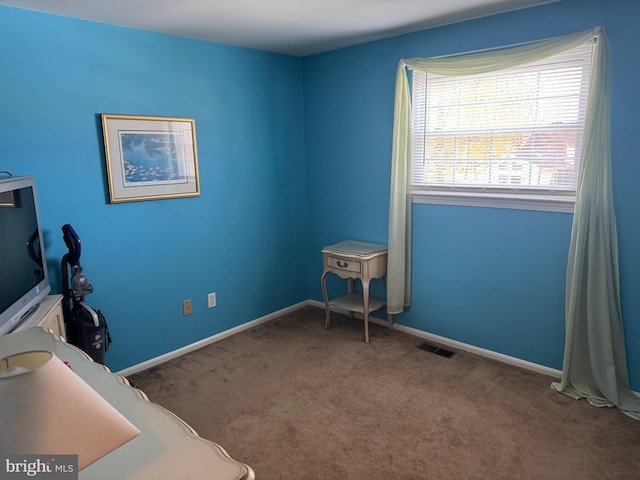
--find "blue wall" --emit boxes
[2,0,639,390]
[303,0,640,389]
[0,7,308,371]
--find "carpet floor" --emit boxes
[128,306,640,480]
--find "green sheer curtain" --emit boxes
[549,31,640,419]
[388,28,640,418]
[388,28,596,314]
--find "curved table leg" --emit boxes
[321,270,331,329]
[362,279,370,343]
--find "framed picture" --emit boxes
[101,114,200,203]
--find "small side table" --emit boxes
[321,240,394,343]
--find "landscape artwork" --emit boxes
[119,132,187,186]
[102,114,199,203]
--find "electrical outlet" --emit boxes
[183,299,192,316]
[208,292,216,308]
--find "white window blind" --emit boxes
[411,42,595,208]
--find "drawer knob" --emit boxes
[337,260,348,268]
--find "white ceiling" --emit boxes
[0,0,556,56]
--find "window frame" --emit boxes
[409,42,595,213]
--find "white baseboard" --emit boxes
[116,300,313,377]
[309,299,563,379]
[120,298,560,381]
[394,323,562,379]
[118,298,640,401]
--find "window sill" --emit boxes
[411,190,575,213]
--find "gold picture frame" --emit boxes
[101,114,200,203]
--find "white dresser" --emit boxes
[0,327,254,479]
[13,294,66,340]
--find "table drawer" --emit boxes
[327,256,361,274]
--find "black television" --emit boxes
[0,176,51,335]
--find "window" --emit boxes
[410,42,595,212]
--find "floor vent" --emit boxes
[417,342,455,358]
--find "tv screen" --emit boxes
[0,176,51,335]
